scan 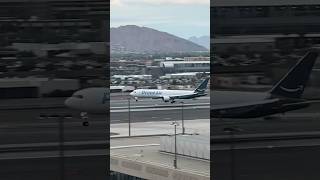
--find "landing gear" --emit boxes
[171,100,176,104]
[82,121,89,126]
[135,97,138,102]
[80,112,89,126]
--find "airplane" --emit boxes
[64,87,109,126]
[129,78,210,103]
[64,78,209,125]
[212,48,320,119]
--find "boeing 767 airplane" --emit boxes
[212,48,320,118]
[129,78,210,103]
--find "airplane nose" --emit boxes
[64,97,71,107]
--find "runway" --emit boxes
[0,97,108,179]
[211,104,320,180]
[213,145,320,180]
[2,95,320,179]
[0,155,108,180]
[0,96,209,179]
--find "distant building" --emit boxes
[161,72,209,79]
[213,36,275,53]
[184,57,210,61]
[212,0,320,35]
[11,42,107,57]
[112,75,152,80]
[160,61,210,73]
[0,78,79,98]
[110,86,135,93]
[0,0,108,44]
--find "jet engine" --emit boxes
[162,96,170,102]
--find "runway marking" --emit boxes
[111,103,209,109]
[111,106,209,113]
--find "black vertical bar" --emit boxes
[59,116,65,180]
[128,98,131,136]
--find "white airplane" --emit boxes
[129,78,210,103]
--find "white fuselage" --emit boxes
[130,89,195,99]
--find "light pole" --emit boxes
[170,121,179,169]
[39,114,72,180]
[128,97,131,136]
[223,127,242,180]
[180,102,185,134]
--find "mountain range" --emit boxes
[110,25,208,54]
[188,36,210,49]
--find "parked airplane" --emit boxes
[212,48,320,118]
[129,78,209,103]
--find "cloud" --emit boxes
[111,0,209,6]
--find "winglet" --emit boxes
[270,48,320,98]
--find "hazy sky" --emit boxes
[111,0,210,39]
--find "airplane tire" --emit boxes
[82,121,89,126]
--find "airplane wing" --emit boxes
[169,93,199,99]
[281,99,320,107]
[212,98,279,110]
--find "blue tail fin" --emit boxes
[270,48,320,98]
[195,77,210,93]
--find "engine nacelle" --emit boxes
[162,96,170,102]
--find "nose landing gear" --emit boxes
[80,112,89,126]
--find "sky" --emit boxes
[110,0,210,39]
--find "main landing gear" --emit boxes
[80,112,89,126]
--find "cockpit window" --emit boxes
[72,94,84,99]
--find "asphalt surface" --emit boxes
[0,97,108,179]
[0,155,108,180]
[3,95,320,179]
[213,145,320,180]
[211,104,320,180]
[0,96,208,179]
[211,104,320,135]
